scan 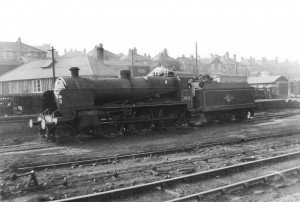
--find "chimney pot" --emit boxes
[17,37,21,46]
[225,51,229,60]
[97,43,104,62]
[69,67,80,78]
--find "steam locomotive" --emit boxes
[29,67,256,142]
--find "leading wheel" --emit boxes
[98,123,124,138]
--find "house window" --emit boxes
[32,80,42,93]
[5,52,13,59]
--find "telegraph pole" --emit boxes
[235,62,238,76]
[195,42,198,75]
[131,49,134,77]
[49,46,56,87]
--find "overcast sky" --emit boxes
[1,0,300,62]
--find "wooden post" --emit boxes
[131,49,134,77]
[195,42,198,75]
[50,46,56,86]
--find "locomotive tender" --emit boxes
[30,67,256,142]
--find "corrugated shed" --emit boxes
[247,75,288,84]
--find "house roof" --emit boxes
[247,75,288,84]
[61,50,85,58]
[87,48,119,60]
[220,57,236,65]
[0,41,46,53]
[0,60,20,66]
[20,56,41,63]
[0,55,118,81]
[239,59,264,66]
[199,58,215,65]
[152,52,176,62]
[255,60,265,66]
[120,53,150,61]
[177,57,193,65]
[104,60,131,72]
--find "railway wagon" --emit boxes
[30,68,256,142]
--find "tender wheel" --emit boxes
[235,111,248,121]
[223,113,233,122]
[98,123,124,138]
[129,110,153,135]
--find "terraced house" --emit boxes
[0,38,47,76]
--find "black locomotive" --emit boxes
[30,67,255,142]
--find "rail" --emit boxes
[52,151,300,202]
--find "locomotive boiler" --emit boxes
[30,67,256,142]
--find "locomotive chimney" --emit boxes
[69,67,80,78]
[97,43,104,62]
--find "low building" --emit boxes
[0,44,118,114]
[247,75,289,99]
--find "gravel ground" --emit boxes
[0,109,300,201]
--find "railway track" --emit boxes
[16,130,300,172]
[0,143,57,154]
[12,139,298,193]
[167,166,300,202]
[252,111,299,121]
[51,151,300,202]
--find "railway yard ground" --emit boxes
[1,108,300,202]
